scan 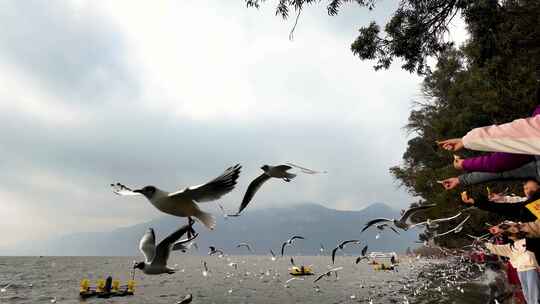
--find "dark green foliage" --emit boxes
[391,1,540,247]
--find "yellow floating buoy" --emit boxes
[79,278,135,298]
[289,265,313,275]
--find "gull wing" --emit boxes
[289,235,305,242]
[340,240,360,248]
[361,218,392,233]
[431,212,462,224]
[285,162,327,174]
[313,270,332,283]
[355,256,368,264]
[154,225,193,266]
[433,216,471,238]
[169,164,241,203]
[331,247,339,264]
[139,228,156,263]
[281,242,289,256]
[237,173,272,214]
[400,204,437,223]
[389,226,401,235]
[236,243,254,253]
[171,230,199,251]
[274,165,293,171]
[409,221,428,229]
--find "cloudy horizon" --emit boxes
[0,1,466,249]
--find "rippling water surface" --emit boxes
[0,256,494,304]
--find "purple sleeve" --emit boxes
[462,152,534,172]
[461,105,540,172]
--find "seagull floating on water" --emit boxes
[177,294,193,304]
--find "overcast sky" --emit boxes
[0,1,467,248]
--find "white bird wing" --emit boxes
[409,221,428,229]
[237,173,272,214]
[434,216,471,238]
[154,225,192,266]
[285,162,327,174]
[111,183,141,196]
[400,204,436,223]
[431,212,462,224]
[169,164,241,203]
[139,228,156,263]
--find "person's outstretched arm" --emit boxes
[448,116,540,154]
[439,161,539,189]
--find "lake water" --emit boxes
[0,255,497,304]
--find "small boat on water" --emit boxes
[79,277,135,299]
[289,265,314,275]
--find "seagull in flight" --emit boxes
[361,204,436,232]
[410,212,463,229]
[433,215,471,239]
[134,225,196,275]
[171,232,199,253]
[355,245,369,264]
[313,267,343,283]
[111,164,241,229]
[208,246,224,256]
[236,242,254,253]
[236,164,296,215]
[281,235,305,256]
[331,240,360,264]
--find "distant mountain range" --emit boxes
[5,203,419,256]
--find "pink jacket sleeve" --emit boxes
[462,115,540,155]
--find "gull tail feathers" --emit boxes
[195,210,216,230]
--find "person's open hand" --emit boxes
[437,138,464,152]
[437,177,460,190]
[453,155,464,170]
[461,191,475,204]
[488,225,502,235]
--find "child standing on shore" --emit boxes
[485,238,540,304]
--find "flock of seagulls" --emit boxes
[105,162,495,303]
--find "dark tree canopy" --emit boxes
[245,0,503,74]
[390,0,540,247]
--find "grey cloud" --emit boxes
[0,0,417,247]
[0,0,138,105]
